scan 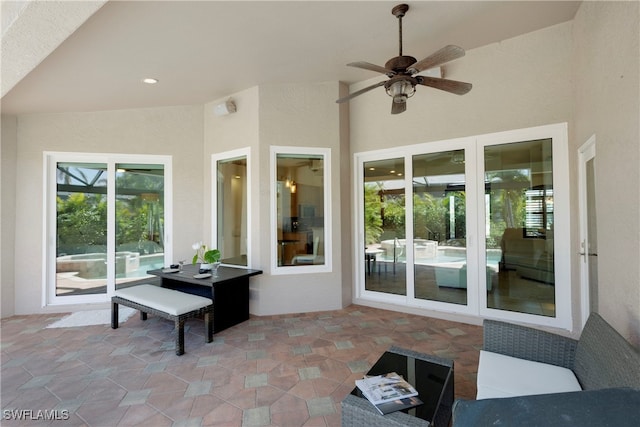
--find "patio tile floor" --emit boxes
[1,305,482,426]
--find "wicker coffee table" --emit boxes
[341,346,454,427]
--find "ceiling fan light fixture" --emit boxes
[393,94,407,104]
[386,80,415,101]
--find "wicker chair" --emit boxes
[452,313,640,426]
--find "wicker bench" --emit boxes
[111,284,213,355]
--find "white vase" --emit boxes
[200,263,213,271]
[200,262,221,273]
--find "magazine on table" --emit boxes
[372,395,423,415]
[355,372,422,414]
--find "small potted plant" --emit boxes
[192,242,221,272]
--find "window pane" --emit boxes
[276,154,325,267]
[217,156,247,266]
[56,163,108,295]
[413,150,467,305]
[363,158,406,295]
[115,164,165,285]
[485,139,555,316]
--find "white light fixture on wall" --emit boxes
[214,99,237,116]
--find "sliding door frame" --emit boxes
[354,137,480,316]
[353,123,571,330]
[43,152,173,307]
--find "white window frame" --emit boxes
[476,123,571,330]
[43,152,173,307]
[353,123,572,330]
[211,147,252,268]
[270,146,332,275]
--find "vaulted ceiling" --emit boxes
[1,1,581,115]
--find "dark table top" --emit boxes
[351,349,453,423]
[147,264,262,287]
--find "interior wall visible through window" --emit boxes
[271,147,331,274]
[215,152,249,266]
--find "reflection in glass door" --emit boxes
[413,150,468,305]
[52,157,168,302]
[485,139,555,316]
[115,164,165,286]
[56,163,108,296]
[363,158,406,295]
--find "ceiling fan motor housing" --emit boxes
[384,55,417,74]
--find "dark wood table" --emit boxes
[147,264,262,333]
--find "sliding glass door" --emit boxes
[55,162,109,296]
[363,158,406,295]
[356,123,570,329]
[47,153,171,305]
[114,164,166,284]
[413,150,468,306]
[484,139,556,317]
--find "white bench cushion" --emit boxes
[114,285,211,316]
[477,350,582,400]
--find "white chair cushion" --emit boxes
[476,350,582,400]
[115,284,211,316]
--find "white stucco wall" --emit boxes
[203,87,260,252]
[253,82,348,315]
[203,83,351,316]
[1,115,18,317]
[11,105,203,314]
[572,1,640,344]
[349,21,573,152]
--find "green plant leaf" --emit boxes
[203,249,220,263]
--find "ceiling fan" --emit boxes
[336,3,472,114]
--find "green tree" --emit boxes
[382,192,406,238]
[56,193,107,253]
[486,171,529,247]
[413,191,447,241]
[364,183,383,244]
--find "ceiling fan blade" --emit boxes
[391,100,406,114]
[417,76,472,95]
[408,45,466,74]
[348,61,396,76]
[336,80,387,103]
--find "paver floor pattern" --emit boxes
[1,305,482,426]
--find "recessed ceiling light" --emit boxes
[142,78,158,84]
